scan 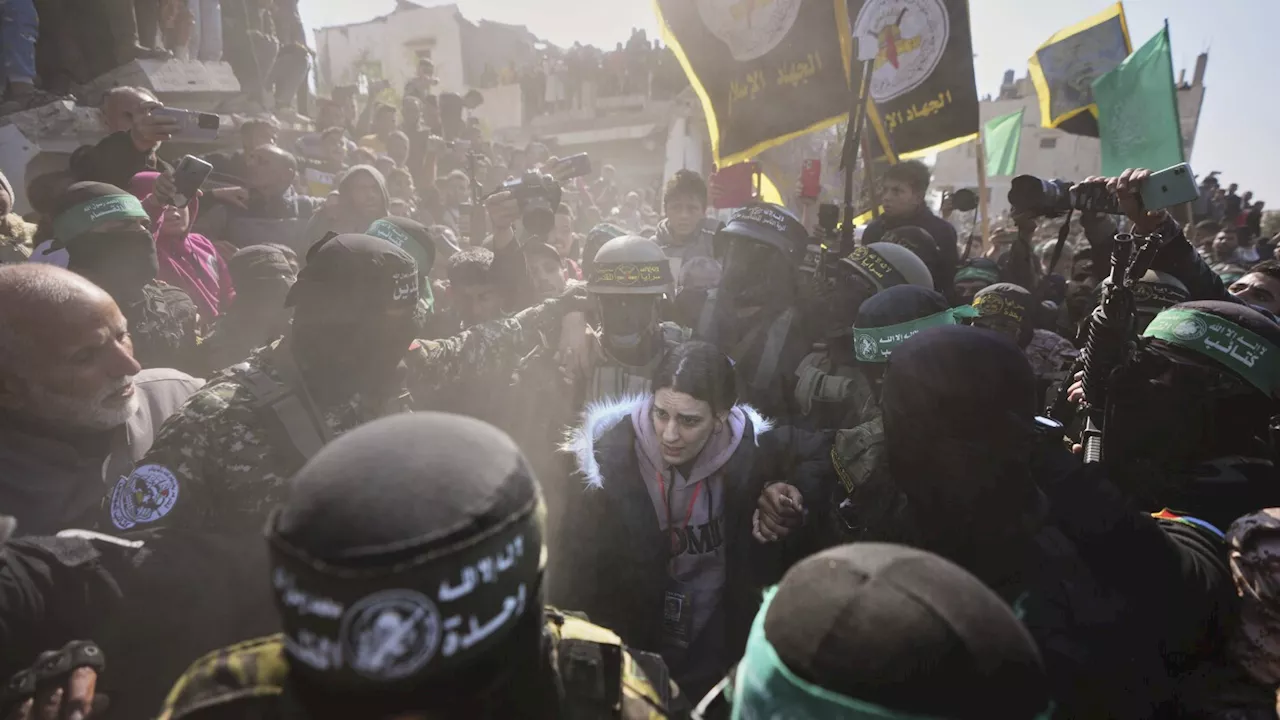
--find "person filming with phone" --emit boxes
[72,94,181,190]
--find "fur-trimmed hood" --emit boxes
[559,393,774,490]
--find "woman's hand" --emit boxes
[753,483,805,543]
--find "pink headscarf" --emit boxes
[130,171,234,321]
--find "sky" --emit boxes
[299,0,1280,202]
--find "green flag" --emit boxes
[1094,26,1184,176]
[984,109,1024,177]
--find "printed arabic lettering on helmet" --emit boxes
[839,242,933,292]
[713,202,809,262]
[587,235,674,295]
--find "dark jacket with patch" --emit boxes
[554,396,832,694]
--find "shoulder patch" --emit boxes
[110,464,180,530]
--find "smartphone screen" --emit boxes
[172,156,213,208]
[801,159,821,199]
[710,162,759,209]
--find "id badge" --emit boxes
[662,588,694,649]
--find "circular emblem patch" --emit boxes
[853,0,951,104]
[1171,315,1208,342]
[110,464,180,530]
[340,589,442,680]
[856,333,878,359]
[696,0,802,62]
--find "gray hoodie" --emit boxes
[304,165,390,246]
[630,394,750,674]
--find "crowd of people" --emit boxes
[485,27,689,120]
[1,0,308,117]
[0,45,1278,719]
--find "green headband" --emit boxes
[367,219,435,311]
[1143,308,1280,397]
[732,588,1052,720]
[954,266,1000,285]
[854,306,980,362]
[52,194,148,244]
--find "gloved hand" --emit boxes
[1,641,107,720]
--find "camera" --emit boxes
[1009,175,1122,217]
[502,171,562,237]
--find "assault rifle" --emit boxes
[1078,229,1162,464]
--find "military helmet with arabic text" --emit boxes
[588,234,674,295]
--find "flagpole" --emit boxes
[975,133,990,254]
[862,130,879,221]
[841,55,875,254]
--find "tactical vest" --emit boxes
[157,613,674,720]
[829,416,896,542]
[586,323,691,405]
[793,351,857,417]
[231,359,329,473]
[231,349,410,473]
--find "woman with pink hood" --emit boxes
[131,170,234,325]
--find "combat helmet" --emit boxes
[840,242,934,292]
[587,235,674,295]
[714,202,809,263]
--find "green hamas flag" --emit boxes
[1094,26,1185,177]
[984,108,1023,177]
[654,0,852,166]
[853,0,980,159]
[1027,2,1132,137]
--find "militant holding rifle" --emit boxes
[1078,229,1163,464]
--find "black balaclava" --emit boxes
[1108,301,1280,523]
[597,294,662,366]
[287,233,420,402]
[973,283,1034,348]
[758,543,1050,720]
[882,326,1040,569]
[227,244,297,340]
[713,204,806,342]
[268,413,550,720]
[54,182,158,304]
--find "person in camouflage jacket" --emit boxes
[102,234,589,535]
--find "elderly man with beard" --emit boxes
[0,264,202,536]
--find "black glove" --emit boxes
[1,641,105,716]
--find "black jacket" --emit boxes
[71,132,172,190]
[1149,217,1239,305]
[552,396,832,696]
[861,205,959,288]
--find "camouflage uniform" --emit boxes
[158,611,680,720]
[106,301,571,535]
[125,282,201,374]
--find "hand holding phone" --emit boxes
[550,153,592,183]
[132,104,180,150]
[149,107,221,142]
[171,155,214,208]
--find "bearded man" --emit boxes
[0,264,202,536]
